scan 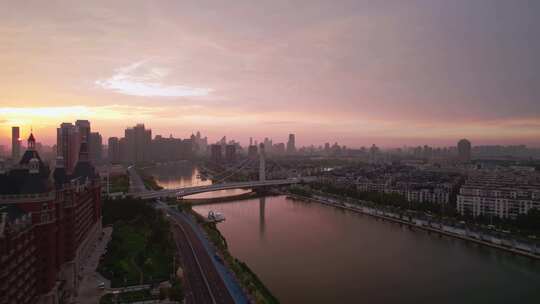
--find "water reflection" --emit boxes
[150,163,540,303]
[147,162,252,199]
[144,162,211,189]
[259,197,266,238]
[193,196,540,304]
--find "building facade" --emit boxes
[124,124,152,163]
[457,172,540,219]
[0,133,102,304]
[210,144,222,163]
[89,132,102,163]
[107,137,120,163]
[225,145,236,163]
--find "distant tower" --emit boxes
[11,126,20,160]
[457,139,472,163]
[259,143,266,181]
[287,133,296,154]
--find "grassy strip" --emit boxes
[109,174,129,193]
[136,169,164,191]
[192,211,279,304]
[98,199,175,288]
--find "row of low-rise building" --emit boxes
[0,133,102,304]
[355,177,457,205]
[321,165,462,205]
[457,172,540,219]
[322,163,540,219]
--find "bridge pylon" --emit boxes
[259,143,266,181]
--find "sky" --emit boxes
[0,0,539,148]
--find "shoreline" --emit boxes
[190,210,280,304]
[286,194,540,261]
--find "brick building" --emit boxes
[0,133,102,304]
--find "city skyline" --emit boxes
[2,2,540,303]
[2,122,539,151]
[1,0,539,148]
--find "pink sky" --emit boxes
[1,0,539,148]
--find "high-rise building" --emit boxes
[89,132,103,163]
[210,144,222,163]
[75,120,91,143]
[151,135,193,162]
[11,126,21,160]
[57,123,80,173]
[108,137,120,163]
[124,124,152,163]
[264,138,273,154]
[225,144,236,163]
[287,133,296,154]
[273,142,285,155]
[248,145,258,159]
[457,139,472,163]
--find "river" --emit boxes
[148,163,540,303]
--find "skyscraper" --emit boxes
[108,137,120,163]
[89,132,103,163]
[457,139,472,163]
[57,123,80,173]
[225,144,236,163]
[124,124,152,163]
[210,144,222,163]
[287,133,296,154]
[11,126,20,160]
[75,120,91,143]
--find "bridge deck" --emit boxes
[132,179,299,199]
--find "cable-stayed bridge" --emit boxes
[129,143,308,199]
[131,178,300,199]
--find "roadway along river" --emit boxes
[148,163,540,303]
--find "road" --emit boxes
[74,227,113,304]
[168,209,236,304]
[128,166,147,193]
[128,168,243,303]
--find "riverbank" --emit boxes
[287,194,540,261]
[191,210,280,304]
[135,168,164,191]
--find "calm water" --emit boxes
[155,164,540,303]
[144,162,250,199]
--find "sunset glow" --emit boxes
[1,0,539,147]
